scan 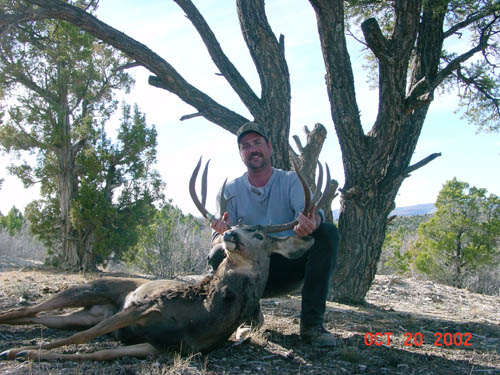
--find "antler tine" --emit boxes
[315,163,332,210]
[294,158,312,216]
[201,159,210,208]
[219,178,235,217]
[310,161,323,207]
[189,157,215,222]
[219,178,228,217]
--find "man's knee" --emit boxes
[313,222,340,251]
[308,222,340,272]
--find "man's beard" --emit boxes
[247,152,267,170]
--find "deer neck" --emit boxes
[207,255,271,303]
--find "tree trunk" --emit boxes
[332,196,392,302]
[56,166,79,268]
[330,103,433,302]
[454,233,463,288]
[54,66,78,269]
[54,60,81,270]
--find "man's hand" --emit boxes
[210,212,231,235]
[294,207,320,237]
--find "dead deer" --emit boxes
[0,157,330,361]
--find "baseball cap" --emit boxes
[236,121,269,144]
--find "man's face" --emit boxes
[238,132,273,172]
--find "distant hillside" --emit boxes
[391,203,436,216]
[332,203,435,220]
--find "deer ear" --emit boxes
[270,236,314,259]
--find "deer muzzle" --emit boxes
[222,231,241,252]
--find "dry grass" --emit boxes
[0,262,499,375]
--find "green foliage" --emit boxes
[0,2,165,269]
[344,0,500,132]
[128,203,209,278]
[68,104,164,265]
[383,228,414,275]
[24,199,60,264]
[380,215,430,276]
[413,178,500,287]
[0,7,133,187]
[0,206,23,236]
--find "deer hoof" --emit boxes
[235,326,252,341]
[15,351,30,360]
[14,350,37,361]
[0,349,16,360]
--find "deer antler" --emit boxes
[190,157,233,223]
[190,156,330,233]
[262,160,331,234]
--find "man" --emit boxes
[209,121,340,346]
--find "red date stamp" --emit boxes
[364,332,472,347]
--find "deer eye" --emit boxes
[253,233,264,240]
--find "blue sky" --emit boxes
[0,1,499,216]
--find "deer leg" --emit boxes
[14,343,160,361]
[0,302,157,360]
[0,279,140,322]
[2,304,116,330]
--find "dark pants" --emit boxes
[208,222,340,328]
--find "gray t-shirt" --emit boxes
[215,168,305,238]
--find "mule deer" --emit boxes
[0,157,329,361]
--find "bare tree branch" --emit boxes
[0,7,55,32]
[444,2,500,39]
[173,0,261,117]
[292,135,303,153]
[180,112,202,121]
[236,0,289,102]
[434,23,492,89]
[361,18,389,63]
[4,0,249,134]
[456,65,500,118]
[308,0,366,172]
[290,123,338,221]
[365,1,421,145]
[148,76,248,128]
[113,61,141,72]
[235,0,292,169]
[405,152,441,175]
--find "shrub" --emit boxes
[126,204,210,278]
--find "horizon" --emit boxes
[0,1,499,217]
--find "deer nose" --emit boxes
[223,231,237,243]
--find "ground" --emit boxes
[0,259,498,375]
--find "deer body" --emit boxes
[0,225,313,360]
[0,158,324,361]
[115,248,271,354]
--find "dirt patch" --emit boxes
[0,263,499,375]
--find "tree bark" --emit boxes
[54,60,80,270]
